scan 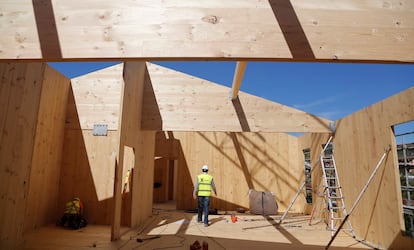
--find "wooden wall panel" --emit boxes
[143,63,333,132]
[120,146,135,227]
[172,131,304,213]
[332,87,414,248]
[66,63,123,130]
[1,1,413,62]
[131,130,156,224]
[0,63,45,249]
[60,65,124,226]
[59,130,119,225]
[25,65,70,232]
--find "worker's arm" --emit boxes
[211,179,217,196]
[193,178,199,199]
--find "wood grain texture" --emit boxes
[230,61,247,100]
[0,0,413,62]
[328,87,414,248]
[22,219,370,250]
[59,129,119,226]
[143,63,333,132]
[169,131,305,212]
[25,65,70,233]
[115,62,156,239]
[0,63,45,249]
[67,64,123,130]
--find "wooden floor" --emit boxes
[24,204,372,250]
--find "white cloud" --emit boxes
[314,111,344,120]
[293,96,337,110]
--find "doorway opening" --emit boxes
[153,158,177,211]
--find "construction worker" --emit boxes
[193,165,217,227]
[58,197,87,230]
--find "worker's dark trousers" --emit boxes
[197,196,210,225]
[59,213,81,229]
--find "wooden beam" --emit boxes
[1,0,413,63]
[112,62,148,240]
[230,61,247,100]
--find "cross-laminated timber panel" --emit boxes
[70,62,333,133]
[60,64,125,228]
[1,0,413,62]
[66,64,124,130]
[333,87,414,249]
[60,63,128,227]
[59,129,121,226]
[143,63,333,133]
[0,63,70,250]
[300,87,414,249]
[56,61,331,241]
[170,131,306,212]
[26,65,70,232]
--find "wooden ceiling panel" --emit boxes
[142,63,333,132]
[0,0,412,62]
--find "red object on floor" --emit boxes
[231,214,237,223]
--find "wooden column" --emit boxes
[230,61,247,100]
[112,62,147,240]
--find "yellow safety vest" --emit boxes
[64,200,81,214]
[197,174,213,197]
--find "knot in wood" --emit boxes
[202,15,218,24]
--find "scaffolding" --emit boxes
[395,131,414,238]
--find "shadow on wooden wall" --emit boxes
[59,87,130,226]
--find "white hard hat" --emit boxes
[202,165,209,171]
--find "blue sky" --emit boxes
[48,61,414,139]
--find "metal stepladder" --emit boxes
[318,142,355,237]
[279,135,354,239]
